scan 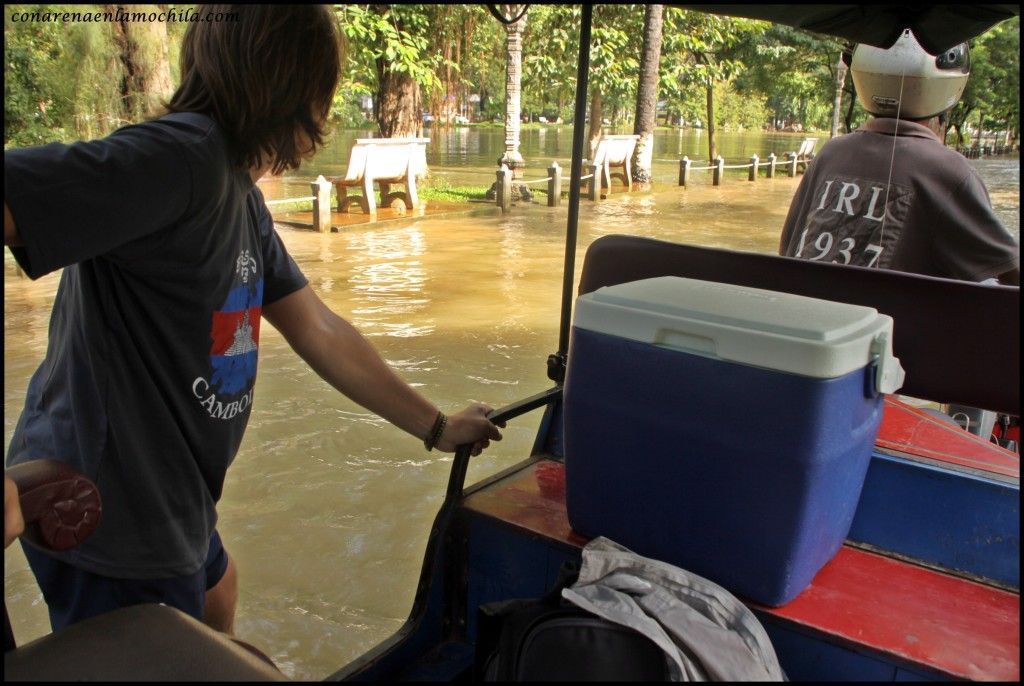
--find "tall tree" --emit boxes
[372,4,420,138]
[107,4,173,121]
[948,17,1019,147]
[522,5,578,122]
[671,12,756,162]
[731,23,845,132]
[631,5,665,186]
[338,6,443,139]
[586,5,642,157]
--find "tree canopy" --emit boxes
[5,4,1019,149]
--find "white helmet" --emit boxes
[851,29,970,120]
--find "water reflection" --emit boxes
[3,127,1018,680]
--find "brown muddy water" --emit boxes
[4,127,1019,679]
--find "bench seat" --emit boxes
[333,137,429,214]
[462,455,1019,681]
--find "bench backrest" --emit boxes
[342,138,430,182]
[577,234,1019,415]
[797,138,818,156]
[593,134,640,165]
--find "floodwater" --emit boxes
[3,128,1019,679]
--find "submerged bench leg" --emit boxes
[336,184,353,212]
[406,170,418,210]
[362,174,376,214]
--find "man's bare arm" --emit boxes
[263,285,501,453]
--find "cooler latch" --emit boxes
[869,331,905,396]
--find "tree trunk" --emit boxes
[830,51,848,139]
[952,122,964,147]
[705,78,717,164]
[372,5,421,139]
[498,7,527,178]
[588,87,603,160]
[375,62,421,138]
[843,88,857,133]
[631,4,664,187]
[108,4,173,121]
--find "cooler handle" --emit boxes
[868,331,905,396]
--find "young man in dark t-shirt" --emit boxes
[4,6,502,635]
[779,30,1019,285]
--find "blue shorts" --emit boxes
[22,529,230,632]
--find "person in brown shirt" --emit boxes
[780,29,1018,439]
[779,30,1019,286]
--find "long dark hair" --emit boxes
[166,5,340,174]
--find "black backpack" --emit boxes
[474,564,672,681]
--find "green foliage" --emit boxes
[657,10,770,130]
[5,6,71,145]
[714,80,771,130]
[948,16,1019,144]
[5,4,184,147]
[588,5,643,118]
[7,6,1018,147]
[418,175,485,203]
[521,5,578,118]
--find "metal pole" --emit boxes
[552,4,593,382]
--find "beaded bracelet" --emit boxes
[424,411,448,451]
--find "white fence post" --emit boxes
[679,156,691,187]
[587,162,600,201]
[548,161,561,207]
[497,164,511,212]
[311,175,333,233]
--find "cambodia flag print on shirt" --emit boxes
[210,278,263,394]
[192,249,263,421]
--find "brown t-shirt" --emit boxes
[779,118,1019,282]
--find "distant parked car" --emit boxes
[422,113,434,123]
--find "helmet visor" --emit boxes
[935,44,970,74]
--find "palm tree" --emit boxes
[631,5,665,186]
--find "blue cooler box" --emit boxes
[563,276,904,606]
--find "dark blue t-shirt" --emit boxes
[5,113,308,578]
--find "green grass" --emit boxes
[265,198,313,212]
[418,177,488,203]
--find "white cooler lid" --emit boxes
[573,276,904,392]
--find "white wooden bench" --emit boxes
[332,138,429,214]
[592,134,640,188]
[792,137,818,170]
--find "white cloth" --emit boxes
[562,537,785,681]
